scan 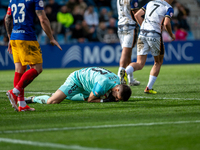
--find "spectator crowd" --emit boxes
[0,0,193,45]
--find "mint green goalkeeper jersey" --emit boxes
[76,67,120,97]
[59,67,120,100]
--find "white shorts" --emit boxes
[118,28,138,48]
[137,34,165,56]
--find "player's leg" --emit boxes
[47,90,67,104]
[127,28,140,86]
[145,54,164,94]
[6,40,28,111]
[118,29,140,85]
[125,35,149,80]
[12,40,42,111]
[29,89,67,104]
[144,36,164,94]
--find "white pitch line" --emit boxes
[1,120,200,134]
[131,96,200,101]
[0,90,52,95]
[0,138,114,150]
[1,90,200,101]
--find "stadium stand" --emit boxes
[176,0,200,39]
[0,0,199,44]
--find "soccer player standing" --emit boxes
[121,0,175,94]
[5,0,62,111]
[117,0,140,86]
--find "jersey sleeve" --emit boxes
[165,7,174,19]
[130,0,139,10]
[92,82,105,97]
[35,0,44,10]
[142,3,148,12]
[7,2,11,15]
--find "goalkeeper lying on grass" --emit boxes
[26,67,132,104]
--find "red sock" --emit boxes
[14,72,23,87]
[17,90,24,101]
[16,68,38,92]
[14,72,24,102]
[13,72,23,100]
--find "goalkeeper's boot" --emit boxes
[18,105,35,112]
[129,79,140,86]
[25,96,34,104]
[144,87,157,94]
[6,90,18,111]
[120,69,127,84]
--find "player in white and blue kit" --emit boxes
[121,0,175,94]
[117,0,140,86]
[26,67,132,104]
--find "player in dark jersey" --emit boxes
[5,0,62,112]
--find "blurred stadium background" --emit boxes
[0,0,200,70]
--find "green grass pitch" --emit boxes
[0,64,200,150]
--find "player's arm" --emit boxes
[5,14,12,39]
[134,8,145,26]
[87,92,101,102]
[5,7,13,54]
[163,17,175,40]
[130,0,139,21]
[163,8,175,41]
[36,10,62,50]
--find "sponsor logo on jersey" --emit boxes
[39,0,44,7]
[170,12,173,17]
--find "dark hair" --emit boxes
[119,84,132,101]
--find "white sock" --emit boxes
[147,75,157,89]
[13,88,20,96]
[118,67,125,77]
[125,65,134,75]
[128,73,134,83]
[19,101,27,107]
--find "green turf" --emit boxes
[0,64,200,150]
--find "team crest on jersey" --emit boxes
[68,90,72,94]
[134,2,138,8]
[39,0,44,7]
[170,12,173,17]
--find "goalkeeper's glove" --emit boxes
[100,93,117,102]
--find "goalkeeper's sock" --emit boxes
[33,95,50,104]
